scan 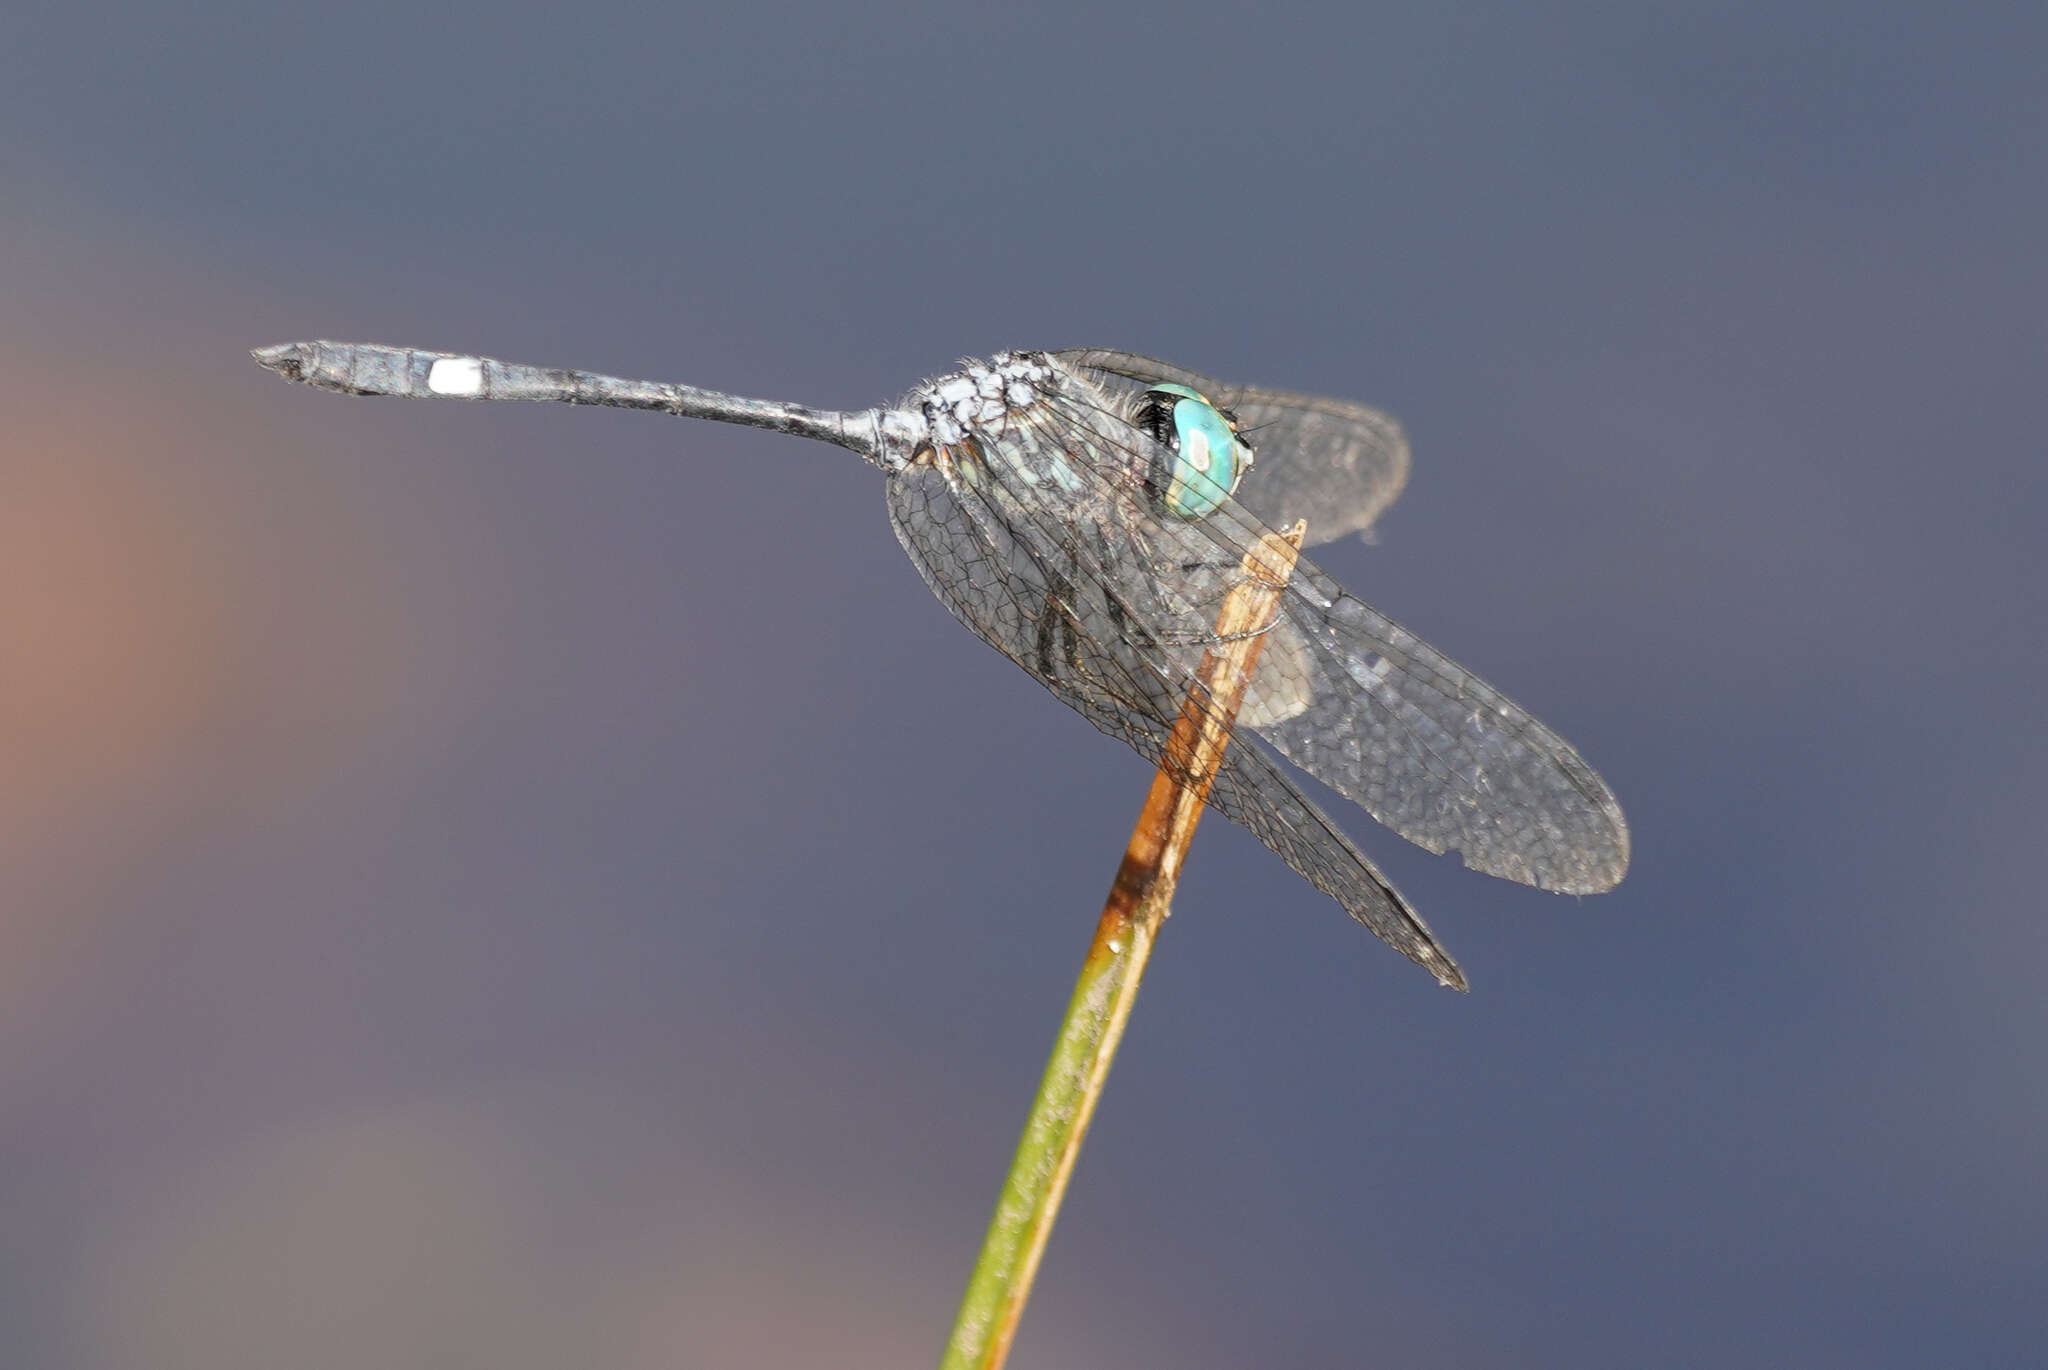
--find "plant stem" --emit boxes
[938,521,1308,1370]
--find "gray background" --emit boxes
[4,2,2042,1366]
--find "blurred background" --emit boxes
[3,2,2042,1366]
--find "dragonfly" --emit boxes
[253,341,1629,988]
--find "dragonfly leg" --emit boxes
[1035,570,1081,683]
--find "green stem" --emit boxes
[936,522,1306,1370]
[937,896,1161,1370]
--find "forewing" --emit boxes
[1054,348,1411,543]
[883,456,1465,987]
[1026,371,1630,895]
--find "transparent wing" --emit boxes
[1053,348,1411,544]
[927,360,1629,892]
[883,456,1466,988]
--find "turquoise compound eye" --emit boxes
[1137,383,1254,519]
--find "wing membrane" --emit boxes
[1029,370,1630,894]
[1040,362,1630,892]
[883,455,1465,987]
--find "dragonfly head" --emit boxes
[1134,383,1256,519]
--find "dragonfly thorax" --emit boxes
[870,352,1067,470]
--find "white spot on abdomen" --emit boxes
[427,356,484,396]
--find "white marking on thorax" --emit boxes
[912,353,1063,452]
